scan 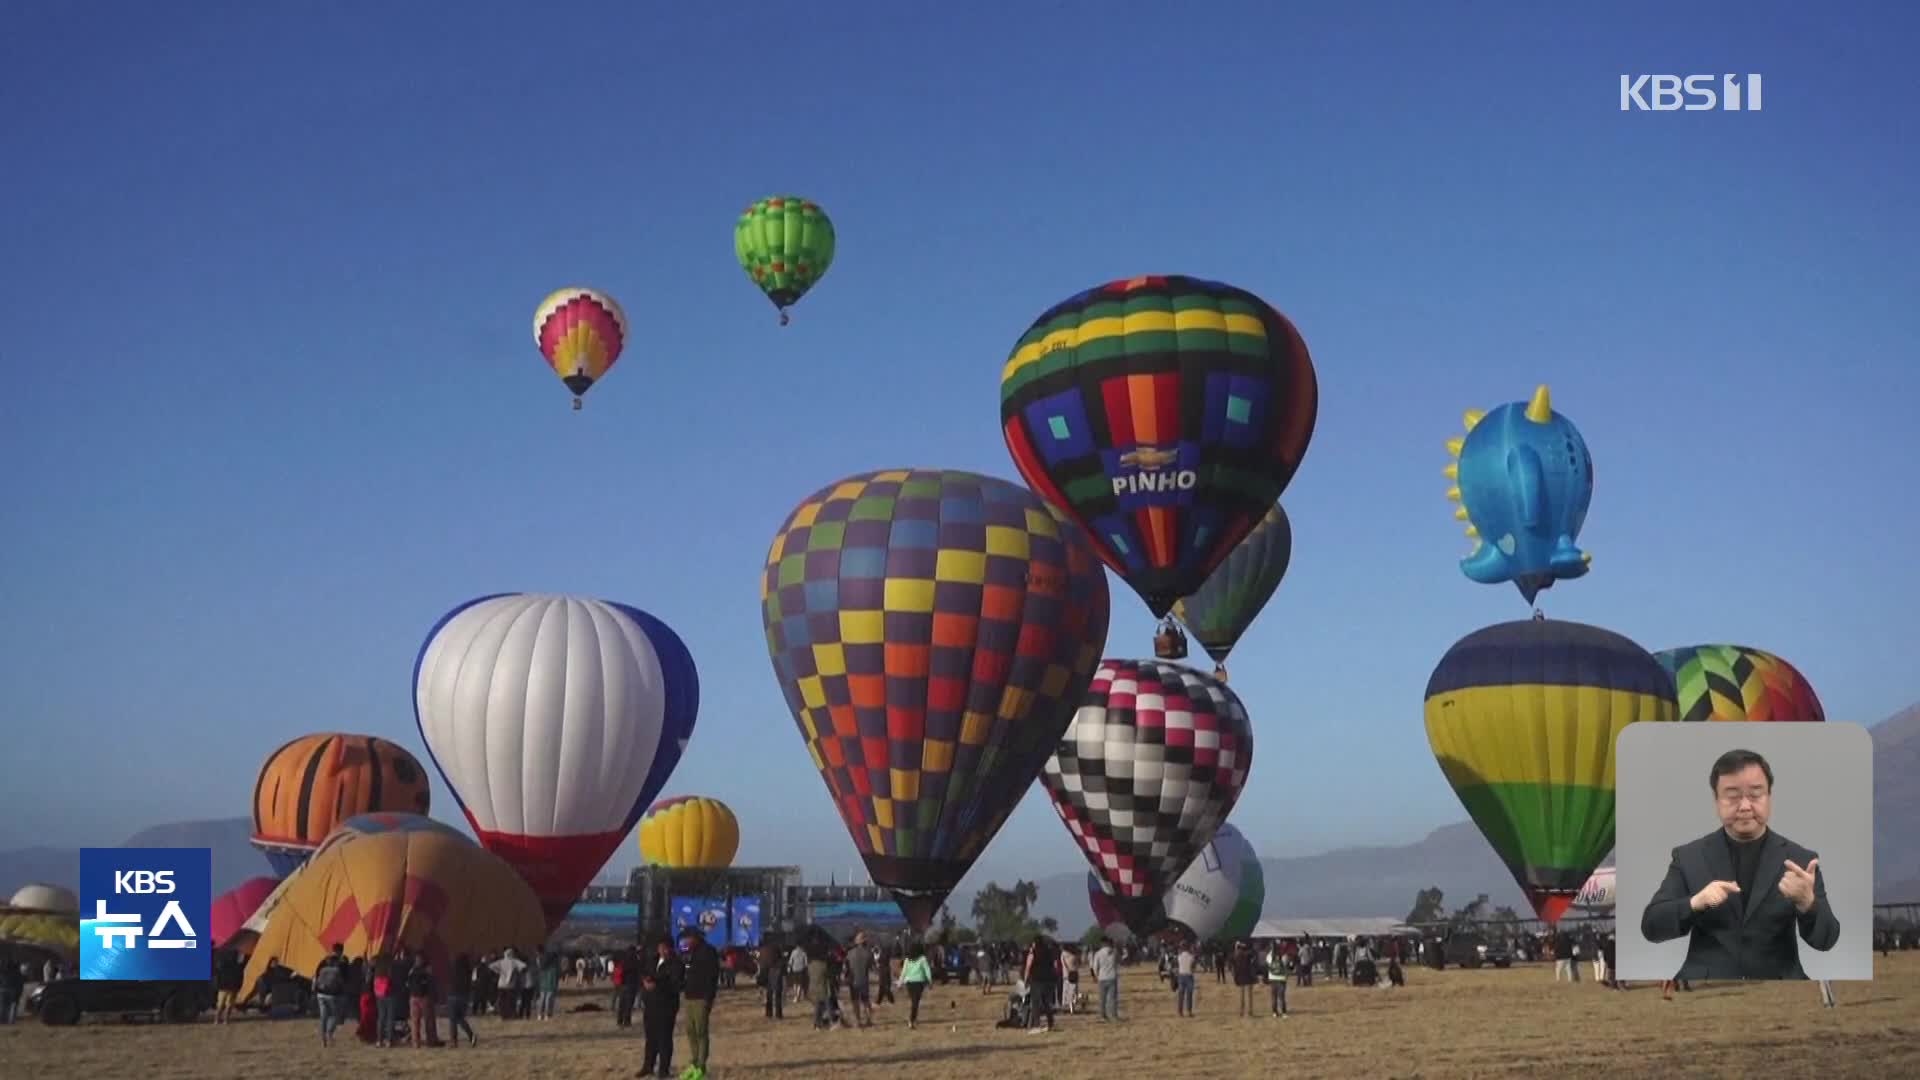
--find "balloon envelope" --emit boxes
[240,827,546,1001]
[533,286,627,405]
[1424,619,1674,923]
[250,733,433,877]
[8,883,77,914]
[1171,504,1292,665]
[1653,644,1825,723]
[761,468,1111,930]
[1000,275,1318,618]
[1043,659,1253,932]
[414,593,699,931]
[1572,865,1616,914]
[638,796,740,868]
[1446,385,1594,605]
[735,195,835,318]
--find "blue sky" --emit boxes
[3,3,1916,901]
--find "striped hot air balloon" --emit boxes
[250,734,433,878]
[1170,503,1292,678]
[1424,619,1676,923]
[638,796,740,869]
[1653,644,1825,723]
[735,196,835,325]
[1000,276,1319,619]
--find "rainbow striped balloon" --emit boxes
[533,286,628,410]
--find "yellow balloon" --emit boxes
[637,796,740,868]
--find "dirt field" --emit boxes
[4,955,1918,1079]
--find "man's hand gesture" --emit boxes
[1780,859,1820,913]
[1689,879,1742,912]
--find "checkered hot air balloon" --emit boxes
[760,468,1111,932]
[1042,659,1254,934]
[1653,644,1825,724]
[1000,276,1318,619]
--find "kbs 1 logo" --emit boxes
[1620,74,1763,112]
[79,847,212,981]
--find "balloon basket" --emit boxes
[572,397,582,411]
[1531,607,1545,621]
[778,310,791,326]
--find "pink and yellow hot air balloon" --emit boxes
[533,286,628,410]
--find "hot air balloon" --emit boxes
[1043,659,1253,933]
[761,468,1111,931]
[1169,504,1292,681]
[534,286,628,410]
[1653,644,1825,723]
[250,733,433,878]
[414,593,699,932]
[638,796,740,868]
[1000,275,1318,619]
[1443,385,1594,606]
[240,825,546,1001]
[1424,619,1675,923]
[735,196,835,325]
[8,883,77,913]
[1088,821,1266,942]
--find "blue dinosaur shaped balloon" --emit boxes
[1443,384,1593,605]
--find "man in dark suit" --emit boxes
[1640,748,1841,980]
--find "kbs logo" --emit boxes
[1620,74,1763,112]
[79,847,212,981]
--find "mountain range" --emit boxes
[6,706,1915,921]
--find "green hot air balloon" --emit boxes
[1170,503,1292,681]
[735,195,835,325]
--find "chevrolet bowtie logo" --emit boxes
[1118,446,1177,471]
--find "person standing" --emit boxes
[874,937,896,1005]
[537,952,561,1020]
[1264,941,1290,1017]
[1175,940,1198,1017]
[1231,941,1257,1016]
[311,943,350,1046]
[1023,935,1059,1033]
[406,955,437,1048]
[446,953,477,1046]
[639,937,683,1079]
[1092,937,1121,1021]
[757,938,785,1019]
[899,942,933,1029]
[845,932,876,1028]
[679,928,721,1077]
[613,947,639,1028]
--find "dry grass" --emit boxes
[4,955,1918,1079]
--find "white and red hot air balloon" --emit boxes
[413,593,698,931]
[1572,865,1616,914]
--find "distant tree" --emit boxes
[1407,886,1446,924]
[1080,924,1108,949]
[970,880,1059,944]
[1449,893,1491,927]
[1489,905,1521,924]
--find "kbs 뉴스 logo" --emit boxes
[79,847,212,981]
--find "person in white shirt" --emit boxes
[1092,940,1122,1021]
[1175,942,1198,1016]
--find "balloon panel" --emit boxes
[210,877,278,949]
[761,468,1111,928]
[1653,645,1825,723]
[1000,275,1318,617]
[1424,619,1674,922]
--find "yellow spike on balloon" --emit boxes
[1463,408,1485,431]
[1582,551,1593,564]
[1464,524,1478,538]
[1443,463,1458,480]
[1453,506,1469,521]
[1446,486,1461,502]
[1525,384,1553,424]
[1445,437,1464,456]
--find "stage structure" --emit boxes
[629,865,803,945]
